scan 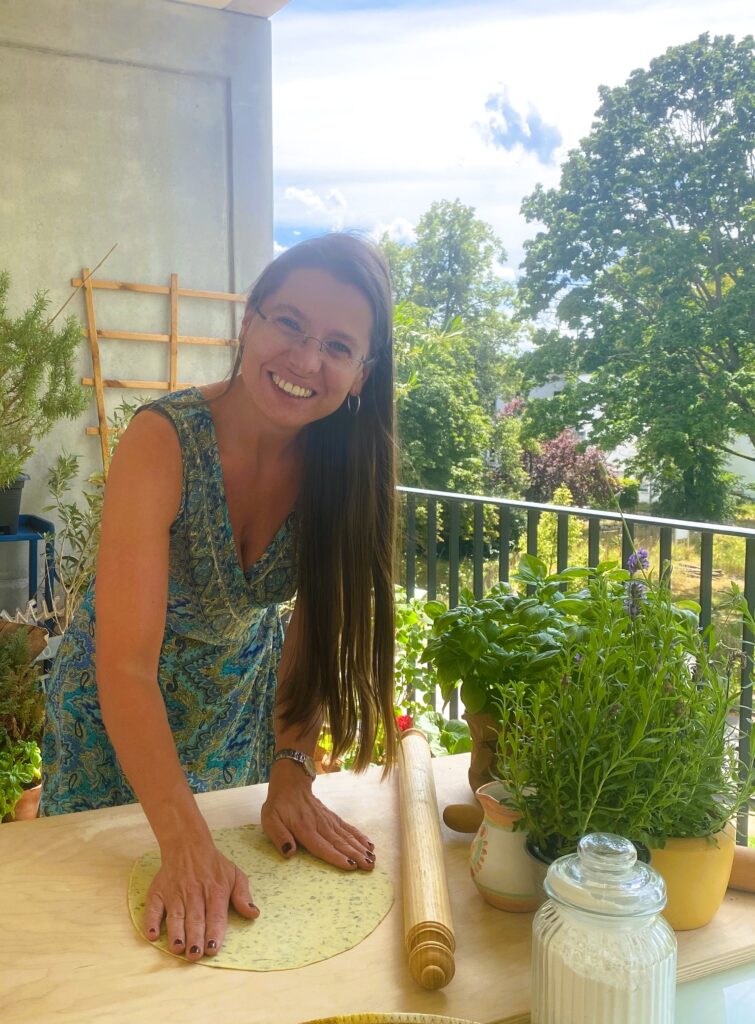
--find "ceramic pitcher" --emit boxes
[469,781,538,912]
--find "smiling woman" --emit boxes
[39,233,397,964]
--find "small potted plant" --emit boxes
[422,562,587,792]
[0,271,88,533]
[0,623,47,821]
[494,553,755,929]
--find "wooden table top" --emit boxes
[2,753,754,1024]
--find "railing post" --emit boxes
[449,500,460,609]
[699,532,713,631]
[737,538,755,845]
[427,499,437,602]
[621,520,635,569]
[473,502,484,599]
[527,509,540,557]
[659,526,672,586]
[499,505,510,583]
[588,518,600,569]
[406,493,416,599]
[557,513,570,574]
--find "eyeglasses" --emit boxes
[254,306,375,371]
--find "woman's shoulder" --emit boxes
[134,385,203,421]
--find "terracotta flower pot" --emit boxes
[649,830,735,931]
[2,782,42,823]
[462,711,499,794]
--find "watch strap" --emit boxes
[272,748,317,779]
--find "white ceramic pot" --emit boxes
[469,781,539,912]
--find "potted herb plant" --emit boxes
[422,564,588,792]
[0,623,47,821]
[494,553,755,929]
[0,271,88,533]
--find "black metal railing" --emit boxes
[397,485,755,846]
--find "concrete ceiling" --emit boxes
[168,0,290,17]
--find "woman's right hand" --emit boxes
[142,838,260,960]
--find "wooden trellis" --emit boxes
[73,269,247,471]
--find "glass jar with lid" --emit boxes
[531,832,677,1024]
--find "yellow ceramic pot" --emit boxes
[300,1016,481,1024]
[649,830,735,931]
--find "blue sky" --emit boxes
[271,0,752,275]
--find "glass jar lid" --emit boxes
[544,833,667,917]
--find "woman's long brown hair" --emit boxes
[223,234,397,771]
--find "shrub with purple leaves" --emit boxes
[523,428,620,508]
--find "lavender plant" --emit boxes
[495,555,755,858]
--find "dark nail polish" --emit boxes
[367,842,375,851]
[173,939,183,947]
[208,940,217,950]
[248,902,258,910]
[190,945,201,955]
[148,927,157,935]
[347,858,357,866]
[282,842,293,854]
[365,851,375,862]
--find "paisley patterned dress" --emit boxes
[40,387,297,815]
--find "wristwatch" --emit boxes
[272,748,317,780]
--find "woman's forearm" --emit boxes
[97,667,212,849]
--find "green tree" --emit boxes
[383,199,522,414]
[518,33,755,521]
[394,302,491,495]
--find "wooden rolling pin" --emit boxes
[729,844,755,893]
[398,729,456,990]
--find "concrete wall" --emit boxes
[0,0,274,614]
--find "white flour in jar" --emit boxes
[533,913,676,1023]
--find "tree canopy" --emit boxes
[383,198,521,414]
[518,33,755,521]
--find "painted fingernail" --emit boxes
[347,858,357,866]
[148,927,157,936]
[173,939,183,947]
[282,842,293,854]
[208,940,217,950]
[248,902,259,910]
[190,945,201,955]
[365,851,375,862]
[367,842,375,851]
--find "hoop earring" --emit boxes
[347,393,361,416]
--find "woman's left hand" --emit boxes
[261,759,376,871]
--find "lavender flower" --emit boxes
[624,579,648,619]
[627,547,650,575]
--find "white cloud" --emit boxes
[272,1,753,267]
[280,185,350,230]
[370,217,417,244]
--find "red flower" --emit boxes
[396,714,414,732]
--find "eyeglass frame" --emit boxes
[252,304,377,371]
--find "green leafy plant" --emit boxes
[43,396,143,633]
[43,454,104,634]
[494,555,755,858]
[0,629,45,743]
[324,587,471,767]
[392,587,472,756]
[422,561,589,721]
[0,271,88,489]
[0,739,41,820]
[0,628,45,820]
